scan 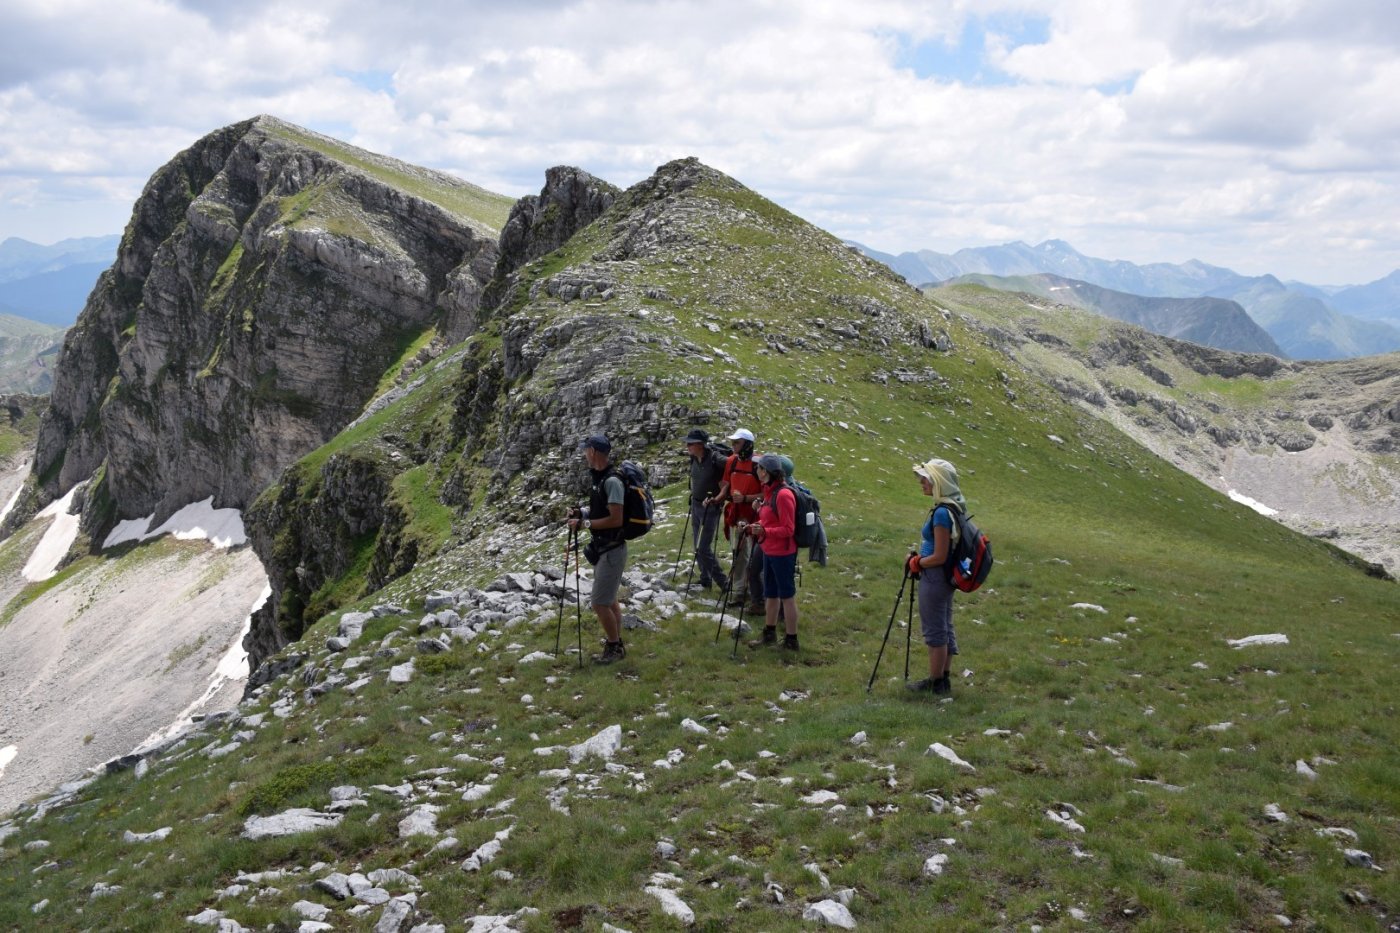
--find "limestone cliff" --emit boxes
[241,164,628,668]
[23,116,512,539]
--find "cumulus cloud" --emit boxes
[1,0,1398,283]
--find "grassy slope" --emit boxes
[2,172,1398,932]
[263,120,516,234]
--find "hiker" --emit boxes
[714,428,765,615]
[777,454,826,567]
[747,454,800,650]
[685,429,728,591]
[568,434,628,664]
[906,458,964,694]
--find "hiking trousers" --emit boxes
[690,502,724,584]
[918,567,959,654]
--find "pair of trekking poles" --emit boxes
[554,524,584,669]
[866,554,918,692]
[670,491,748,657]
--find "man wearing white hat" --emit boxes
[713,428,766,615]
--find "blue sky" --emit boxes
[2,0,1400,284]
[898,13,1050,86]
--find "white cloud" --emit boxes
[1,0,1399,283]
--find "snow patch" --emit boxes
[0,745,17,783]
[1226,487,1278,517]
[103,497,248,550]
[0,458,29,527]
[21,487,81,582]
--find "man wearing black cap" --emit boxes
[685,429,728,591]
[569,434,629,664]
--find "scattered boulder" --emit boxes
[241,809,344,840]
[803,899,857,928]
[644,886,695,926]
[568,725,623,764]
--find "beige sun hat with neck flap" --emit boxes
[913,457,967,512]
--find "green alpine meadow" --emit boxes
[0,122,1397,933]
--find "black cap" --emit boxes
[684,428,709,445]
[580,434,611,454]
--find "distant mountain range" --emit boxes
[940,273,1282,356]
[853,239,1400,360]
[0,236,119,327]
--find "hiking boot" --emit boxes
[696,578,714,591]
[593,641,626,665]
[781,633,799,652]
[906,677,939,693]
[714,574,729,592]
[746,601,766,616]
[933,674,951,695]
[748,626,777,649]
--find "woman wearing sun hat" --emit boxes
[907,458,966,694]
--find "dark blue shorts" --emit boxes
[761,551,797,600]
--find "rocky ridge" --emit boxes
[241,155,938,672]
[12,116,512,546]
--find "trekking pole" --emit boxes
[866,564,912,693]
[731,529,754,657]
[714,526,745,642]
[670,477,692,582]
[904,565,915,682]
[731,582,749,658]
[555,523,571,657]
[682,502,709,595]
[572,526,584,669]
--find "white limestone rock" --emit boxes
[398,804,441,838]
[462,826,513,871]
[803,898,857,928]
[568,724,623,764]
[923,853,949,877]
[242,809,343,840]
[376,897,413,932]
[1227,633,1289,648]
[293,900,331,920]
[644,886,696,925]
[925,742,975,771]
[123,826,172,843]
[1046,810,1086,833]
[1344,848,1381,870]
[389,658,416,683]
[368,867,422,889]
[315,872,352,899]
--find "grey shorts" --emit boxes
[591,541,627,607]
[918,567,958,653]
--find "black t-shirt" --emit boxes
[689,449,725,505]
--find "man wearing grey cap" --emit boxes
[569,434,629,664]
[685,428,728,591]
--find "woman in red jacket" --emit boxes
[746,454,799,651]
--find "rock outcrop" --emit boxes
[24,116,510,539]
